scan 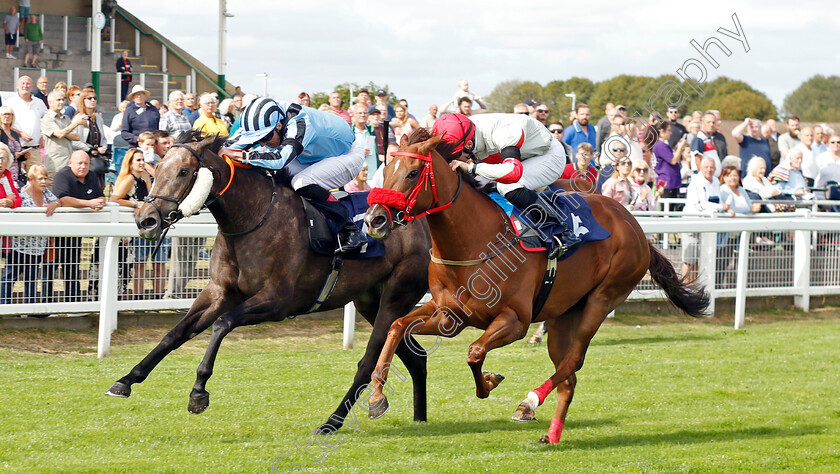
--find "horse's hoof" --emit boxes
[511,402,536,422]
[105,381,131,398]
[538,434,556,444]
[188,392,210,414]
[313,422,339,436]
[369,396,389,420]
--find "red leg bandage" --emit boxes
[547,418,564,443]
[533,379,554,405]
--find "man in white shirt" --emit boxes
[5,75,47,148]
[794,127,818,185]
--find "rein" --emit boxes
[367,151,463,226]
[144,143,276,239]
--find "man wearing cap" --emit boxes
[220,97,367,253]
[121,85,160,147]
[562,103,597,161]
[372,89,395,121]
[524,99,539,117]
[116,50,133,101]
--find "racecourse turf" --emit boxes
[0,311,839,472]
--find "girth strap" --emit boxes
[306,254,344,313]
[531,255,558,322]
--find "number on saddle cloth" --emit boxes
[299,192,386,259]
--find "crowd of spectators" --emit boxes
[2,71,839,308]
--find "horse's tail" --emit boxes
[647,243,711,317]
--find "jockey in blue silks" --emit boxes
[221,97,367,252]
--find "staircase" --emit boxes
[1,14,189,114]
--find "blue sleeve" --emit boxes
[691,136,703,154]
[121,109,137,146]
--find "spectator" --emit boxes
[351,104,378,175]
[373,89,395,121]
[121,85,160,147]
[795,127,818,186]
[4,6,19,59]
[762,122,781,168]
[109,100,129,141]
[681,157,733,280]
[596,103,616,153]
[41,90,88,187]
[629,160,658,211]
[769,148,808,199]
[75,89,109,189]
[137,131,159,177]
[22,14,41,68]
[153,130,172,158]
[686,119,700,144]
[562,103,596,161]
[230,94,243,121]
[524,99,539,116]
[601,157,635,211]
[116,50,133,101]
[32,76,48,107]
[217,98,234,128]
[440,79,486,113]
[52,151,105,301]
[691,112,722,177]
[391,104,420,142]
[0,164,60,306]
[192,93,229,137]
[707,110,728,158]
[513,103,529,115]
[457,97,474,116]
[344,163,371,193]
[811,125,827,157]
[548,121,573,159]
[109,148,167,299]
[558,142,597,186]
[743,156,781,211]
[64,85,82,118]
[227,93,256,136]
[732,118,771,177]
[533,104,550,126]
[420,104,438,130]
[720,165,761,215]
[0,143,22,209]
[691,110,703,122]
[664,106,688,150]
[355,89,372,109]
[816,134,840,169]
[652,121,686,199]
[183,93,197,115]
[328,92,351,124]
[7,75,46,150]
[778,116,801,159]
[0,106,29,187]
[157,103,168,116]
[159,91,191,141]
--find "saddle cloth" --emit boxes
[300,190,386,259]
[489,185,610,262]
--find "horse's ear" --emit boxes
[416,134,443,157]
[195,133,219,152]
[399,133,409,149]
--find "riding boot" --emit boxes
[504,187,581,259]
[337,220,367,254]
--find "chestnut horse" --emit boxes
[105,132,432,434]
[363,130,709,443]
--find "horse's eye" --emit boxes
[178,167,189,176]
[406,170,419,180]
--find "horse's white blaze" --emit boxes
[392,160,400,176]
[178,167,213,217]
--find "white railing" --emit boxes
[3,205,840,357]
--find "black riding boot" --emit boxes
[504,187,581,259]
[297,184,367,254]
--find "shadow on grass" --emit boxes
[555,424,827,450]
[362,417,619,438]
[592,333,723,347]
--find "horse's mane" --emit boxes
[405,128,481,189]
[177,130,227,155]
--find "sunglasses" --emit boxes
[635,168,649,172]
[618,161,631,166]
[549,128,563,134]
[612,148,627,153]
[85,96,97,100]
[517,111,529,115]
[830,141,840,144]
[536,109,549,113]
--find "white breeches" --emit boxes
[496,138,567,196]
[288,141,365,191]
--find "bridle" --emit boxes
[366,150,462,227]
[144,143,276,239]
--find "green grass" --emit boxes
[1,315,840,472]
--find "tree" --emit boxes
[589,75,658,116]
[783,75,840,122]
[715,90,777,120]
[485,80,544,113]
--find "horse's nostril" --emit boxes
[139,217,158,230]
[372,215,387,229]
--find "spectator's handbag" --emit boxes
[90,156,110,177]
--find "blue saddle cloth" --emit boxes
[490,185,610,261]
[300,191,386,259]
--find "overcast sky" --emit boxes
[118,0,838,115]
